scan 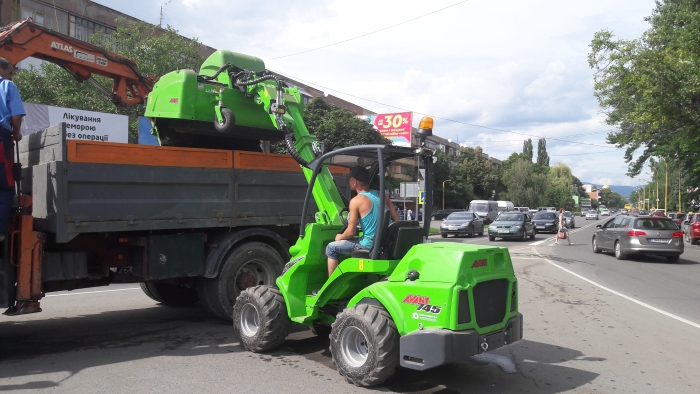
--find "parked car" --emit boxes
[592,216,683,262]
[440,211,484,238]
[580,208,589,217]
[586,210,599,220]
[431,209,463,220]
[683,213,700,245]
[533,211,559,233]
[514,206,530,213]
[621,209,628,214]
[563,211,576,228]
[601,209,610,216]
[488,212,536,241]
[652,209,666,217]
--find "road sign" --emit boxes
[418,190,425,205]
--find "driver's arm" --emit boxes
[336,198,361,241]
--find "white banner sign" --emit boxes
[20,103,129,143]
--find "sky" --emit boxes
[94,0,658,186]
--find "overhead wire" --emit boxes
[270,1,471,60]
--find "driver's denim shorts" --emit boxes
[325,237,367,260]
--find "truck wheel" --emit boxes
[331,304,399,387]
[198,242,284,320]
[140,282,199,307]
[213,107,235,133]
[233,285,290,352]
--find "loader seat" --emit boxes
[351,209,423,260]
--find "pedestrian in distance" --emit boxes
[0,58,25,242]
[406,208,413,221]
[555,207,573,246]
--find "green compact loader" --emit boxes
[146,50,523,387]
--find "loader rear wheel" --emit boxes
[233,285,290,352]
[198,242,284,320]
[140,282,199,307]
[331,304,399,387]
[213,107,235,133]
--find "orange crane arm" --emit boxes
[0,18,154,106]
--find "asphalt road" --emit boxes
[1,216,699,393]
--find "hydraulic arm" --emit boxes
[0,18,154,106]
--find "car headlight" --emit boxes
[512,225,521,229]
[460,222,472,228]
[440,224,446,228]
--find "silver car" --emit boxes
[563,211,576,228]
[591,216,684,262]
[586,211,599,220]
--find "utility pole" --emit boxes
[679,166,682,212]
[159,0,173,28]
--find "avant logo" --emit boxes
[51,41,73,53]
[402,294,430,305]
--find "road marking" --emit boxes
[532,248,700,330]
[46,287,140,297]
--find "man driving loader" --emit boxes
[325,166,399,276]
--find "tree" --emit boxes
[588,0,700,184]
[600,188,627,208]
[501,152,530,172]
[536,138,550,167]
[272,98,389,154]
[546,162,575,210]
[522,138,534,162]
[14,19,205,143]
[452,146,499,201]
[501,159,548,208]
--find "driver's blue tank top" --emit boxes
[358,190,380,249]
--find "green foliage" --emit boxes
[588,0,700,185]
[501,152,530,172]
[501,159,548,208]
[599,188,627,208]
[14,19,204,143]
[536,138,550,167]
[453,146,499,201]
[522,138,534,161]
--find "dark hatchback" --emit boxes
[533,211,559,233]
[439,211,484,238]
[431,209,464,220]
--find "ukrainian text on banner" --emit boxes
[21,103,129,143]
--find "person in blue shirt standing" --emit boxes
[0,58,25,242]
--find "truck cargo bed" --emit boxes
[18,124,347,243]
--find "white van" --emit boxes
[469,200,499,224]
[497,201,515,213]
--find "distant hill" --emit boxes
[582,182,637,200]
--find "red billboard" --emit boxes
[372,112,412,147]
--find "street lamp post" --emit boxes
[442,180,452,210]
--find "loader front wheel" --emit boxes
[331,304,399,387]
[233,285,290,352]
[213,107,235,133]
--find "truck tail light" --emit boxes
[671,232,683,238]
[628,230,647,236]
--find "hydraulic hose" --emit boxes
[236,74,278,86]
[198,63,232,81]
[283,126,311,168]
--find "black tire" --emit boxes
[478,227,484,236]
[139,282,199,307]
[213,107,235,133]
[311,324,332,338]
[331,304,399,387]
[198,242,284,320]
[468,226,474,238]
[489,235,495,241]
[692,237,699,246]
[592,236,601,253]
[614,241,627,260]
[233,285,290,353]
[440,234,447,238]
[666,255,680,263]
[519,229,526,242]
[529,229,535,240]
